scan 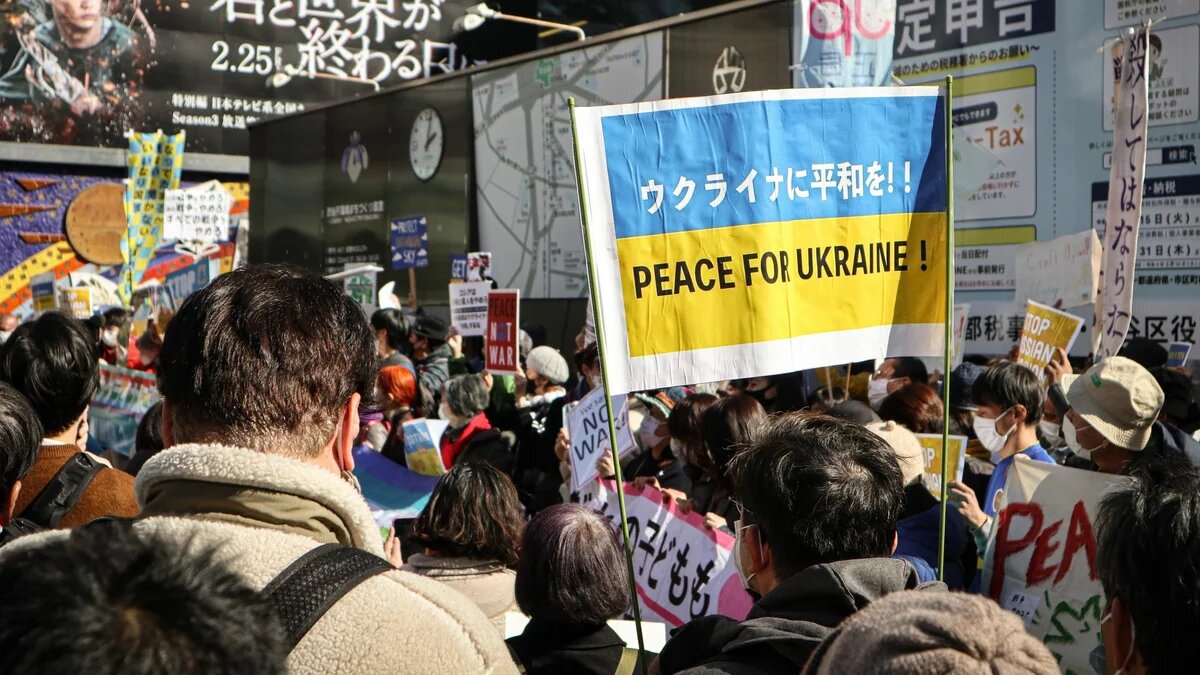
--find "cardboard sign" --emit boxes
[390,215,430,270]
[1013,230,1102,308]
[163,183,232,242]
[486,289,521,375]
[402,419,449,477]
[567,386,637,491]
[983,457,1132,674]
[1168,342,1192,368]
[579,479,754,627]
[449,281,491,337]
[56,287,92,319]
[913,433,967,499]
[1016,300,1085,383]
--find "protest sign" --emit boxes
[579,479,754,627]
[30,272,56,314]
[1168,342,1192,368]
[913,434,966,499]
[353,445,440,529]
[449,281,491,337]
[467,251,494,283]
[982,457,1132,674]
[1093,27,1150,361]
[88,364,160,456]
[342,263,377,316]
[1017,300,1085,383]
[572,87,950,394]
[1013,230,1101,308]
[450,254,469,281]
[122,131,185,304]
[486,289,521,375]
[567,387,637,491]
[390,215,430,270]
[163,183,233,242]
[56,287,92,319]
[164,260,211,310]
[402,419,449,477]
[951,303,969,369]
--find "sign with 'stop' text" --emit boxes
[449,281,491,337]
[567,386,637,491]
[913,433,967,499]
[1016,300,1085,383]
[486,289,520,375]
[573,88,949,394]
[983,457,1132,675]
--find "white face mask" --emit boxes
[0,330,11,344]
[437,401,451,422]
[973,408,1014,463]
[669,437,687,462]
[868,378,891,410]
[100,330,118,347]
[1039,420,1062,446]
[733,520,761,594]
[587,374,602,389]
[1063,415,1105,462]
[639,415,664,448]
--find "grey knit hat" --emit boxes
[802,591,1060,675]
[525,345,569,385]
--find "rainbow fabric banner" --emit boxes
[352,445,439,528]
[573,88,950,394]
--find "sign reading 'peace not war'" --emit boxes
[574,88,949,394]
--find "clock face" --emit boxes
[409,107,444,182]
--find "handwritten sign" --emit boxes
[1017,300,1084,383]
[163,184,232,242]
[913,433,967,499]
[580,479,753,627]
[1013,230,1101,308]
[983,457,1132,674]
[402,418,449,477]
[390,215,429,270]
[449,281,491,337]
[486,289,520,375]
[1168,342,1192,368]
[567,386,637,491]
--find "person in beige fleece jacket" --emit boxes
[1,265,516,675]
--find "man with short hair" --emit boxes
[0,312,138,528]
[67,265,505,673]
[410,314,452,401]
[1095,455,1200,674]
[0,381,42,529]
[868,357,929,409]
[656,414,935,674]
[370,308,415,377]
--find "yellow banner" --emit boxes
[1017,300,1084,382]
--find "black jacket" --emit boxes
[507,619,647,675]
[456,428,513,476]
[657,557,940,675]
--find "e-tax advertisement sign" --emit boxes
[574,88,949,395]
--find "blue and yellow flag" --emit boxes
[573,88,949,394]
[122,130,186,304]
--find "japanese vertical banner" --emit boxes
[486,289,520,375]
[580,479,753,627]
[982,457,1132,675]
[122,130,186,304]
[1093,27,1150,361]
[572,88,949,394]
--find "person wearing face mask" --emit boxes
[513,346,571,514]
[868,357,930,410]
[98,307,129,366]
[437,374,511,475]
[623,388,693,496]
[947,362,1053,558]
[654,414,937,675]
[1093,454,1200,675]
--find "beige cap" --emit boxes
[866,421,925,486]
[1062,356,1164,450]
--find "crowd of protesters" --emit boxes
[0,265,1196,674]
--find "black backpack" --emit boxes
[0,452,105,545]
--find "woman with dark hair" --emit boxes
[507,504,646,674]
[439,374,511,474]
[693,395,767,530]
[878,382,945,434]
[401,461,525,632]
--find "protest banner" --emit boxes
[567,387,637,491]
[1168,342,1192,368]
[1013,230,1101,308]
[571,87,950,395]
[163,182,233,242]
[913,434,966,499]
[30,272,56,314]
[449,281,491,337]
[88,364,160,456]
[1017,300,1085,383]
[56,287,92,319]
[342,263,377,316]
[579,479,754,628]
[122,131,185,304]
[391,215,430,270]
[983,457,1132,674]
[164,260,212,311]
[402,419,449,477]
[353,445,440,529]
[450,254,469,281]
[951,303,969,369]
[467,251,494,283]
[486,290,521,375]
[1093,27,1150,361]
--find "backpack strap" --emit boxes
[262,543,393,651]
[21,452,106,529]
[614,647,640,675]
[506,644,528,674]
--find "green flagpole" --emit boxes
[938,76,955,581]
[568,97,647,668]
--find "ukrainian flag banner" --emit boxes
[572,88,950,395]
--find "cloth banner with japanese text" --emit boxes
[573,88,949,394]
[566,387,637,491]
[88,364,160,457]
[122,131,185,304]
[1017,300,1085,383]
[1093,26,1150,361]
[982,457,1132,675]
[580,479,754,627]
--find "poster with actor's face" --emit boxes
[0,0,473,154]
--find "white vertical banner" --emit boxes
[1094,26,1150,360]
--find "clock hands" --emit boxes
[424,131,439,151]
